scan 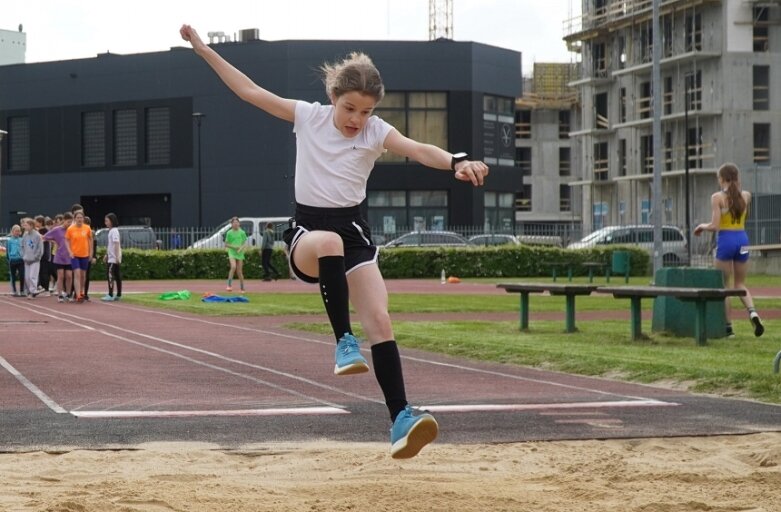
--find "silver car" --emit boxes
[384,231,469,248]
[568,225,690,266]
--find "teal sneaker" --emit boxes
[334,333,369,375]
[390,405,439,459]
[100,294,114,302]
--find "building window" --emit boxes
[618,138,627,177]
[593,202,608,230]
[663,77,673,115]
[592,41,607,78]
[367,190,407,236]
[594,142,608,181]
[619,87,627,123]
[617,36,626,69]
[685,11,702,52]
[754,123,770,164]
[7,116,31,172]
[81,111,105,168]
[688,126,703,169]
[753,65,769,111]
[515,109,531,139]
[664,131,673,171]
[754,7,769,52]
[595,92,608,129]
[639,82,651,119]
[485,191,515,231]
[685,71,702,110]
[516,147,532,175]
[640,134,653,174]
[409,190,448,230]
[113,109,137,166]
[558,111,570,139]
[662,15,673,58]
[145,107,171,165]
[559,185,571,212]
[559,147,571,176]
[376,92,447,163]
[516,185,532,212]
[640,21,653,63]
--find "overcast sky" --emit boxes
[1,0,578,69]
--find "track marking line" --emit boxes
[0,300,356,411]
[106,303,664,402]
[420,399,678,413]
[71,406,349,419]
[0,356,67,414]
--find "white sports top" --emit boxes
[293,101,393,208]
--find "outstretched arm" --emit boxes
[180,24,296,122]
[694,193,722,235]
[383,129,489,186]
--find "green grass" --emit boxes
[120,285,781,405]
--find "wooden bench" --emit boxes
[745,243,781,256]
[497,283,599,333]
[598,286,747,345]
[582,261,610,283]
[545,262,574,282]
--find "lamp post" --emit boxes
[684,80,692,266]
[0,129,6,228]
[192,113,205,227]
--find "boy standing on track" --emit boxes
[181,24,489,458]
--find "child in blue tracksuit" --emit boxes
[5,225,24,296]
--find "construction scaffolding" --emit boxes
[517,63,579,109]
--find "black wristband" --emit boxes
[451,152,469,171]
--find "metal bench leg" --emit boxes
[630,296,642,340]
[567,266,573,282]
[552,268,557,282]
[565,294,576,333]
[774,350,781,374]
[588,267,594,283]
[519,292,530,331]
[694,300,708,345]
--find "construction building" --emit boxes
[0,26,25,65]
[563,0,781,246]
[514,62,582,242]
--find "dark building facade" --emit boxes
[0,39,521,231]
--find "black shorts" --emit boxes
[283,203,378,284]
[55,263,73,272]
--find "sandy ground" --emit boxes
[1,434,780,512]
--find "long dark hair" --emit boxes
[718,163,745,224]
[106,212,119,228]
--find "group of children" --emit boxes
[2,204,123,303]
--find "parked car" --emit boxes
[188,217,290,249]
[468,234,520,246]
[0,235,8,252]
[94,226,161,250]
[567,224,689,266]
[384,231,469,248]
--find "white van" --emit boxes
[189,217,291,249]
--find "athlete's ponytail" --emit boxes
[718,163,745,224]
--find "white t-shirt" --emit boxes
[107,227,122,264]
[293,101,394,208]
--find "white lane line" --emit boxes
[0,356,68,414]
[108,302,663,402]
[420,399,679,413]
[72,406,348,419]
[1,300,354,411]
[3,299,381,406]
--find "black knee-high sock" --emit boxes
[318,256,352,341]
[371,341,408,422]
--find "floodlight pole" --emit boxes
[192,113,205,227]
[0,129,6,228]
[651,0,663,276]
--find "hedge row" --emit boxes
[0,246,650,281]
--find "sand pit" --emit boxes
[1,433,780,511]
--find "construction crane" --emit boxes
[429,0,453,40]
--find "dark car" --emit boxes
[94,226,160,250]
[384,231,469,248]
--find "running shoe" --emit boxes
[226,286,233,292]
[57,295,64,303]
[750,311,765,338]
[101,294,114,302]
[334,333,369,375]
[390,405,439,459]
[113,296,121,302]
